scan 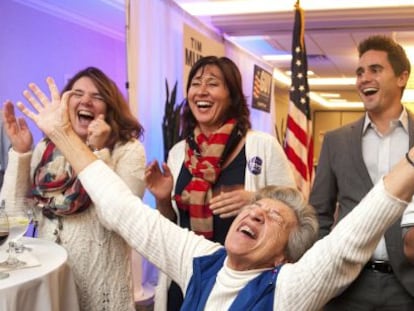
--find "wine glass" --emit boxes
[0,207,10,279]
[15,200,38,252]
[0,205,31,269]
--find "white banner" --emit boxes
[183,24,225,91]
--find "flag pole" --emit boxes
[283,0,314,199]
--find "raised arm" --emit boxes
[278,151,414,310]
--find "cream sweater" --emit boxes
[0,140,146,311]
[80,160,408,311]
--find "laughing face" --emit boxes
[187,64,231,136]
[356,50,408,115]
[224,198,298,271]
[68,76,107,141]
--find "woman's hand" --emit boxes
[16,77,73,138]
[145,160,174,201]
[209,188,254,218]
[87,114,111,150]
[2,100,33,153]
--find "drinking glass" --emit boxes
[0,207,10,279]
[15,202,38,252]
[0,206,31,269]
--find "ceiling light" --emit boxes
[263,54,291,61]
[284,70,315,76]
[310,93,364,108]
[272,69,291,86]
[272,69,360,108]
[177,0,414,16]
[309,78,355,86]
[319,93,341,98]
[328,99,348,103]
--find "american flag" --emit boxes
[284,3,314,199]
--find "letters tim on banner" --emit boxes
[183,24,225,92]
[251,65,272,113]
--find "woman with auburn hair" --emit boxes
[1,67,146,311]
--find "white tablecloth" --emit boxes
[0,237,79,311]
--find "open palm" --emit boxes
[17,77,72,138]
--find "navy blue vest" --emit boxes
[181,248,282,310]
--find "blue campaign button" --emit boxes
[248,156,262,175]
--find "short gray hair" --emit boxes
[255,185,319,263]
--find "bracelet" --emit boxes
[86,141,101,152]
[405,152,414,167]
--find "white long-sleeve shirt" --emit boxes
[80,160,408,311]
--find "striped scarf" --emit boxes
[175,119,240,239]
[31,140,91,217]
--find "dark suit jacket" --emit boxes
[309,113,414,296]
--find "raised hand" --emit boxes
[2,101,33,153]
[16,77,72,138]
[145,160,173,201]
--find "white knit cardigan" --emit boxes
[0,139,146,311]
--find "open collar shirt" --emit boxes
[362,108,409,260]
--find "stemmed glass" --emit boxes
[0,201,31,269]
[0,205,10,279]
[15,201,38,252]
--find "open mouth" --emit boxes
[77,110,95,126]
[239,225,256,239]
[362,87,378,96]
[196,101,213,108]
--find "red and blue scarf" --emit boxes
[175,119,241,239]
[31,140,91,217]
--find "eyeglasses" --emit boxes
[243,202,285,226]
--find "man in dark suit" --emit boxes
[310,35,414,310]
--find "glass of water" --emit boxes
[0,204,31,269]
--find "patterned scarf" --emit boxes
[31,140,91,217]
[175,119,241,239]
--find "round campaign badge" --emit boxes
[248,156,262,175]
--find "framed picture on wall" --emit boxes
[251,65,272,112]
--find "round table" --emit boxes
[0,237,79,311]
